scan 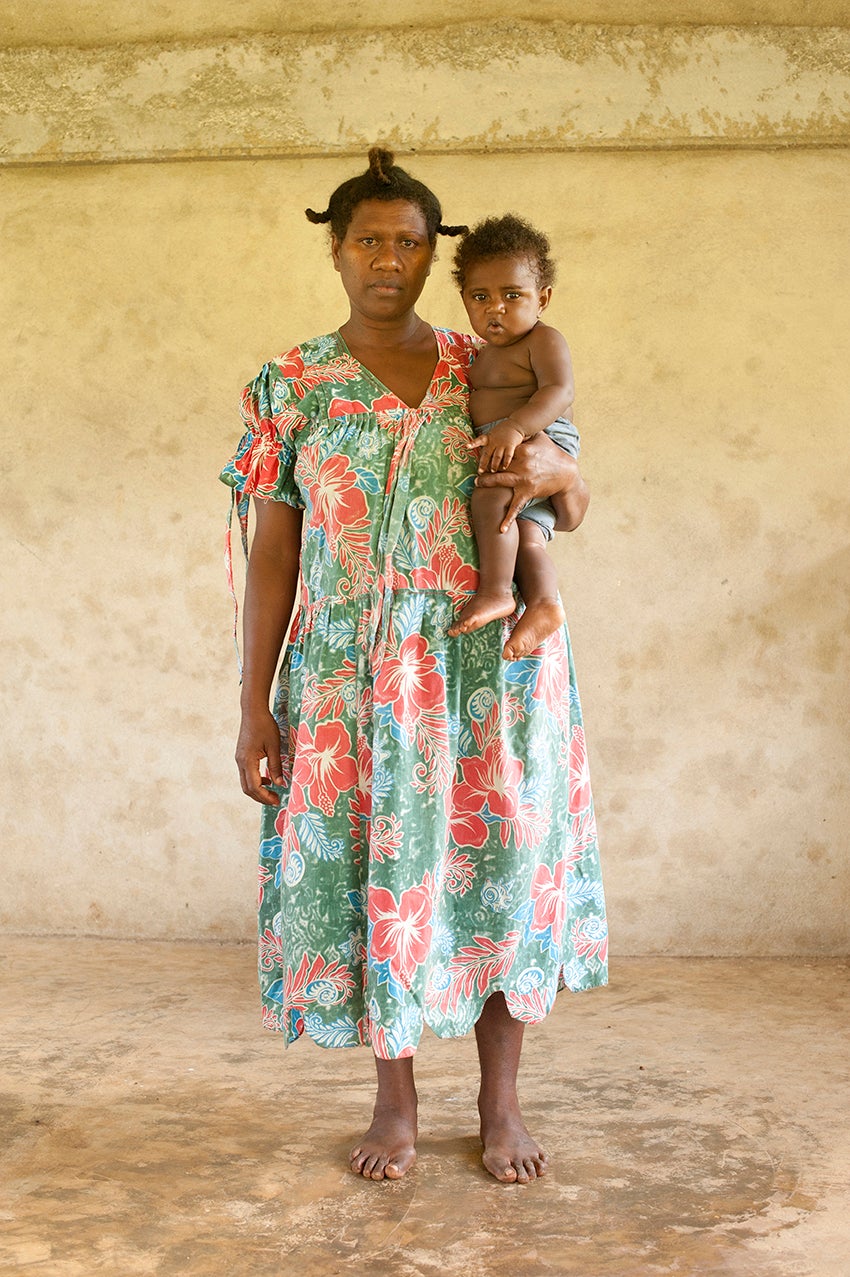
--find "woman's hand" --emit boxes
[236,704,285,806]
[474,433,590,532]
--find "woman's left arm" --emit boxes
[475,432,589,533]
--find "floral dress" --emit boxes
[220,327,607,1060]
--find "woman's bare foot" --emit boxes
[349,1105,418,1180]
[448,589,515,637]
[351,1057,418,1181]
[502,598,565,660]
[479,1095,549,1184]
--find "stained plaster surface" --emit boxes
[2,24,850,163]
[3,0,850,47]
[1,148,849,950]
[1,939,849,1275]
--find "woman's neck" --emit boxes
[338,312,438,410]
[339,311,429,352]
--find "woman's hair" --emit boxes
[305,147,467,245]
[452,214,557,291]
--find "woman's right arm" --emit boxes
[236,497,303,806]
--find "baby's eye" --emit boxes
[506,292,521,300]
[471,292,487,302]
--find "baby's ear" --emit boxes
[538,287,553,312]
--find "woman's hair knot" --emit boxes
[368,147,395,186]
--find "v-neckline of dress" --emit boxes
[334,328,441,412]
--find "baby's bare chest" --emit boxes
[470,344,536,392]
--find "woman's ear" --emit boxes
[331,235,342,273]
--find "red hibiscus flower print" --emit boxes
[307,452,368,543]
[369,881,433,990]
[529,860,568,943]
[450,737,523,849]
[373,633,446,740]
[371,393,403,413]
[568,725,592,815]
[527,638,570,715]
[411,544,478,602]
[288,720,357,817]
[328,397,369,417]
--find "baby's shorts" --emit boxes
[476,415,581,543]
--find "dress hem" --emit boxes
[262,968,609,1057]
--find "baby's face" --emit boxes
[460,256,551,347]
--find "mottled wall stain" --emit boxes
[2,25,849,164]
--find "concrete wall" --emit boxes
[2,4,848,952]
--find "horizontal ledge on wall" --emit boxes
[2,23,849,165]
[8,138,850,171]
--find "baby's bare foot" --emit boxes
[349,1107,417,1181]
[502,598,565,660]
[448,589,516,637]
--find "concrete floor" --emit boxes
[1,940,848,1277]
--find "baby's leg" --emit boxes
[448,485,518,636]
[502,520,566,660]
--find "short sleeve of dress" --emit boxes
[219,360,308,509]
[435,328,481,381]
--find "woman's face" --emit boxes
[331,199,434,323]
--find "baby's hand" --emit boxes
[469,421,525,473]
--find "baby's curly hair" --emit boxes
[306,147,467,246]
[452,214,556,291]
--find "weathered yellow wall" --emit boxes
[2,6,848,952]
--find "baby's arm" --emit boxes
[509,324,575,437]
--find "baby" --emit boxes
[448,214,580,660]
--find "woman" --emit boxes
[221,149,607,1184]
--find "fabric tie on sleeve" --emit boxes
[224,489,252,676]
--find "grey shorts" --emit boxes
[476,415,581,542]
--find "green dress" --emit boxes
[220,327,607,1059]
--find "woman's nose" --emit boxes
[372,245,401,270]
